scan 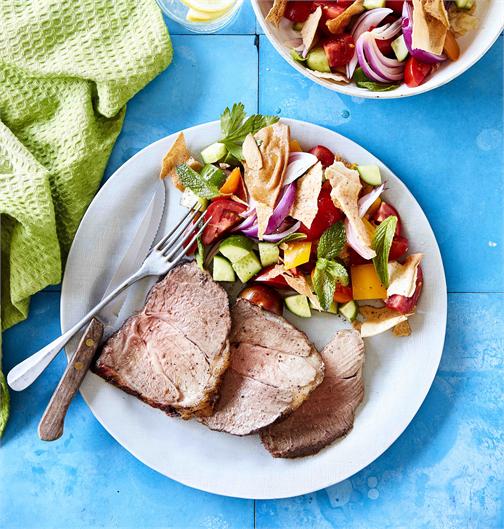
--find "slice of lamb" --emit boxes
[201,299,324,436]
[260,329,365,458]
[93,261,231,418]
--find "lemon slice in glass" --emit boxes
[186,6,229,21]
[181,0,236,14]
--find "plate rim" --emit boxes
[61,118,447,499]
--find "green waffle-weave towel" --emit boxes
[0,0,172,435]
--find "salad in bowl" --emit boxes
[254,0,492,95]
[161,103,424,338]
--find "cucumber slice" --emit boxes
[455,0,473,8]
[180,188,208,210]
[285,295,312,318]
[258,242,280,267]
[219,235,254,263]
[357,165,382,186]
[363,0,386,8]
[212,255,235,282]
[339,300,359,322]
[232,252,262,283]
[201,142,227,164]
[391,35,409,62]
[306,48,330,73]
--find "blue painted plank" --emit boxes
[0,292,254,529]
[256,293,504,529]
[105,34,259,179]
[259,35,504,293]
[163,0,257,35]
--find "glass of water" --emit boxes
[156,0,244,33]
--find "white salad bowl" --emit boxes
[252,0,504,99]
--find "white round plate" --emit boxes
[252,0,504,99]
[61,119,447,499]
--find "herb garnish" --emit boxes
[372,215,398,287]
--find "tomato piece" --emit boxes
[284,1,314,22]
[308,145,335,168]
[386,266,423,314]
[389,235,409,261]
[376,37,394,56]
[333,284,353,303]
[239,285,283,315]
[404,57,432,88]
[299,181,344,241]
[373,202,401,236]
[323,34,355,68]
[385,0,405,15]
[201,198,247,246]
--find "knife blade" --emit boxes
[98,178,167,332]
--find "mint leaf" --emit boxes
[372,215,398,287]
[196,236,205,271]
[219,103,279,160]
[277,232,308,246]
[353,68,399,92]
[177,163,220,199]
[313,258,349,310]
[317,222,346,260]
[0,370,9,437]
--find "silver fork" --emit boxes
[7,205,211,392]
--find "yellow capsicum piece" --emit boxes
[283,241,312,270]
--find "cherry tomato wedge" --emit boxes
[284,1,314,22]
[385,0,405,15]
[238,285,283,315]
[323,34,355,68]
[404,57,432,88]
[333,284,353,303]
[373,202,401,236]
[201,198,247,246]
[389,235,409,261]
[386,266,423,314]
[299,181,344,241]
[308,145,335,168]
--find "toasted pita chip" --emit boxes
[393,320,412,337]
[326,0,365,34]
[289,161,323,229]
[301,7,322,53]
[243,133,263,170]
[243,123,290,239]
[359,305,409,338]
[387,254,423,298]
[447,3,478,38]
[326,161,376,259]
[160,132,191,190]
[412,0,449,55]
[259,264,322,311]
[308,69,350,84]
[266,0,288,27]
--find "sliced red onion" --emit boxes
[372,18,402,41]
[347,8,393,78]
[357,32,404,83]
[345,218,376,260]
[262,221,302,242]
[283,152,318,186]
[402,2,446,64]
[266,183,296,234]
[358,183,385,217]
[232,212,257,232]
[285,38,304,48]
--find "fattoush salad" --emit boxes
[160,104,424,338]
[265,0,478,91]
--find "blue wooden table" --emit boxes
[1,5,503,528]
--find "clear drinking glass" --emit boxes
[156,0,244,33]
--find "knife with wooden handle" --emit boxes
[38,319,103,441]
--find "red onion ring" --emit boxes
[345,218,376,260]
[283,152,318,186]
[402,2,446,64]
[232,212,257,232]
[262,221,302,242]
[358,183,385,217]
[357,32,404,83]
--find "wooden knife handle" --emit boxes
[38,318,104,441]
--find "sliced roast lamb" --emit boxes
[260,329,365,458]
[93,262,231,418]
[201,299,324,436]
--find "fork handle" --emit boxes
[7,271,143,392]
[38,319,103,441]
